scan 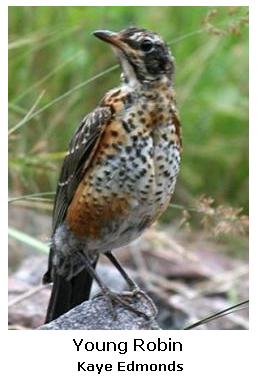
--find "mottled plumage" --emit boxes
[44,27,182,323]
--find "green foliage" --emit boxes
[8,6,248,214]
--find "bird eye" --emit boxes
[141,39,153,52]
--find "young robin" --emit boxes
[43,27,182,323]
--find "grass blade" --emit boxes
[8,227,49,254]
[9,90,45,135]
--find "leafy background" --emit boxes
[9,7,248,207]
[8,6,249,329]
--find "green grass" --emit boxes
[8,6,248,234]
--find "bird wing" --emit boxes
[43,105,112,285]
[51,106,113,234]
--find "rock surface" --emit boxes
[39,295,160,330]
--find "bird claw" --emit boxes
[93,288,157,320]
[130,287,158,317]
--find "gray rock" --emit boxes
[39,294,160,330]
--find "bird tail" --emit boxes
[44,259,96,324]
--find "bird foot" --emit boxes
[130,287,158,317]
[93,288,157,320]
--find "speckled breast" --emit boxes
[66,83,181,251]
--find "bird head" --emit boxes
[93,27,174,87]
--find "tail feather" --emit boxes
[45,265,96,324]
[70,268,94,309]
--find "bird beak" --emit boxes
[93,30,124,50]
[93,30,139,86]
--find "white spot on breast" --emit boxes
[129,198,139,208]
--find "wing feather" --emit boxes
[51,106,112,234]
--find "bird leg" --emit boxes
[76,251,152,319]
[104,251,157,317]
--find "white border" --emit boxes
[3,1,254,379]
[6,1,252,6]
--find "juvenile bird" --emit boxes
[43,27,182,323]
